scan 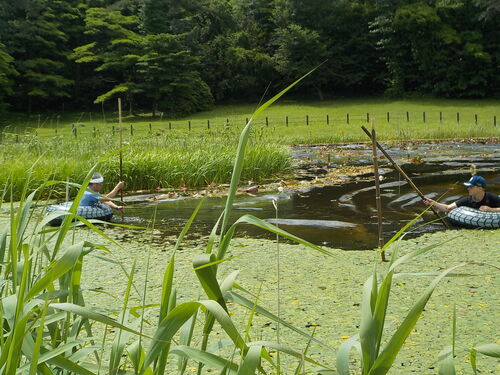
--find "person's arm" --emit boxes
[102,200,124,210]
[423,197,457,212]
[106,181,125,198]
[479,206,500,212]
[98,193,124,210]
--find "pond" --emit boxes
[121,142,499,250]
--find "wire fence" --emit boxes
[0,110,497,143]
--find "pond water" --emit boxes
[121,142,499,250]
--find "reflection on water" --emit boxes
[121,143,499,250]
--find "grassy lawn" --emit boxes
[1,97,498,143]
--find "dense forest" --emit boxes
[0,0,498,116]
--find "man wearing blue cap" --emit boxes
[423,175,500,212]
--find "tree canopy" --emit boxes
[0,0,498,115]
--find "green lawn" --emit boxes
[1,98,499,144]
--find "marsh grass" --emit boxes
[0,134,292,201]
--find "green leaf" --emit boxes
[247,341,330,369]
[336,334,361,375]
[368,263,468,375]
[470,343,500,374]
[219,64,321,241]
[25,242,85,301]
[50,303,143,337]
[232,215,332,256]
[474,343,500,358]
[171,345,238,374]
[177,311,198,374]
[237,345,262,375]
[142,301,247,373]
[193,253,227,309]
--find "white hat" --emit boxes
[90,173,104,184]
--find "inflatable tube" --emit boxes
[446,206,500,229]
[46,202,113,226]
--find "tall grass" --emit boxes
[0,134,291,201]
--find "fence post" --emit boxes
[207,119,210,129]
[494,115,497,127]
[423,112,426,123]
[306,115,309,125]
[93,126,96,138]
[189,121,191,131]
[474,114,478,124]
[226,118,229,126]
[346,113,349,124]
[366,113,369,122]
[16,134,19,143]
[286,116,288,126]
[149,123,152,134]
[457,112,460,123]
[265,117,268,127]
[326,114,329,125]
[387,112,390,122]
[169,122,172,130]
[112,125,115,136]
[406,112,409,122]
[130,124,133,136]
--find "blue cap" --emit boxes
[464,175,486,188]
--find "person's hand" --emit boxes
[423,197,434,206]
[479,205,491,212]
[116,181,125,190]
[116,205,125,211]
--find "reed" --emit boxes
[0,134,292,201]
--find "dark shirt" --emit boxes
[455,192,500,210]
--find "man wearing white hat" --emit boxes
[80,173,125,211]
[423,175,500,213]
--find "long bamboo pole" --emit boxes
[361,125,450,228]
[370,124,386,261]
[118,98,124,212]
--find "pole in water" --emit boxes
[65,177,70,203]
[370,122,385,261]
[361,125,450,228]
[118,98,124,211]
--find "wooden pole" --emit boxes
[361,125,450,228]
[118,98,124,206]
[370,123,385,261]
[65,177,69,203]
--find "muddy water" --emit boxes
[123,142,499,250]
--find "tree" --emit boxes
[0,0,74,113]
[373,0,496,97]
[73,7,142,112]
[135,33,214,116]
[0,42,18,113]
[272,24,329,99]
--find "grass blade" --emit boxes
[368,263,469,375]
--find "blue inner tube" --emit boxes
[46,202,113,226]
[446,206,500,229]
